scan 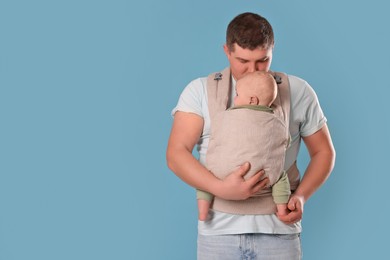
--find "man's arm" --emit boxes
[166,111,269,200]
[278,124,336,224]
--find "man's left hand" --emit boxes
[277,195,304,224]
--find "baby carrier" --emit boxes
[206,67,300,214]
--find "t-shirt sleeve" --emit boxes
[171,78,205,118]
[299,81,327,137]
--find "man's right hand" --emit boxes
[213,162,269,200]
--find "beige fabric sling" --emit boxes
[206,67,300,215]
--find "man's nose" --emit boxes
[247,63,256,73]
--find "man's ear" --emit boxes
[223,44,230,56]
[249,96,259,105]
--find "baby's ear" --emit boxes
[249,96,259,105]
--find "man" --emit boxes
[166,12,335,259]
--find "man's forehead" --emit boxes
[231,44,272,59]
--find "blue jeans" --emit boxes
[197,233,302,260]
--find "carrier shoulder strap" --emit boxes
[270,71,291,131]
[206,67,231,123]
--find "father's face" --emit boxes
[224,43,273,80]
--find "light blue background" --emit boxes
[1,1,389,259]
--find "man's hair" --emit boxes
[226,12,274,51]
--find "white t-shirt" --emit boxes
[172,72,327,235]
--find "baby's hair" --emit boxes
[237,71,277,107]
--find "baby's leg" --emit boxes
[197,199,211,221]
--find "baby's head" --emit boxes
[234,71,277,107]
